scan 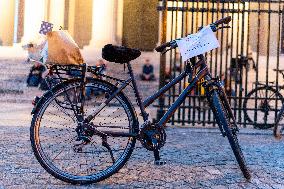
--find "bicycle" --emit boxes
[243,69,284,129]
[273,70,284,138]
[30,16,251,184]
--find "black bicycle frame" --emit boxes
[86,55,212,128]
[81,54,238,139]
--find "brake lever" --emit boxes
[162,48,172,55]
[217,26,231,30]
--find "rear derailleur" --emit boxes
[73,123,115,163]
[139,121,167,165]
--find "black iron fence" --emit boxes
[157,0,284,127]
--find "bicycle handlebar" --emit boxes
[155,16,232,53]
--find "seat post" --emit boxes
[126,62,149,121]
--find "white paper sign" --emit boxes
[176,25,220,60]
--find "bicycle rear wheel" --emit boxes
[30,78,138,184]
[274,103,284,139]
[208,90,251,180]
[243,86,284,129]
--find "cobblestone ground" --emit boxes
[1,58,284,188]
[1,102,284,189]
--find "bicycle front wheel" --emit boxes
[30,78,138,184]
[274,103,284,139]
[243,86,284,129]
[208,90,251,180]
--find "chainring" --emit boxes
[139,122,166,151]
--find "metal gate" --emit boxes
[157,0,284,127]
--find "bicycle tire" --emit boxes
[209,90,251,180]
[274,103,284,139]
[243,86,284,129]
[30,78,138,184]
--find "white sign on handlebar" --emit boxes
[176,25,220,60]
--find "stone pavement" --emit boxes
[1,101,284,188]
[1,57,284,188]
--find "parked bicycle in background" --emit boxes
[243,69,284,129]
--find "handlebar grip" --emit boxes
[155,42,171,52]
[214,16,232,26]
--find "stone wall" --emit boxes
[122,0,159,51]
[0,0,160,50]
[249,2,281,56]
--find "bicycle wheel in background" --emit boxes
[208,90,251,180]
[30,78,138,184]
[243,86,284,129]
[274,103,284,139]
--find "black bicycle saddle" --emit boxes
[102,44,141,64]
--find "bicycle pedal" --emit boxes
[154,160,166,166]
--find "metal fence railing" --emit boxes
[157,0,284,127]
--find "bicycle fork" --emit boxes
[204,76,239,136]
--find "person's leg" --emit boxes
[29,75,41,86]
[140,74,146,80]
[85,87,92,99]
[149,74,155,81]
[231,89,236,97]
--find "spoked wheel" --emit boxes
[243,86,284,129]
[30,78,138,184]
[208,90,251,180]
[274,103,284,139]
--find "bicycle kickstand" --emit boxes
[153,149,166,166]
